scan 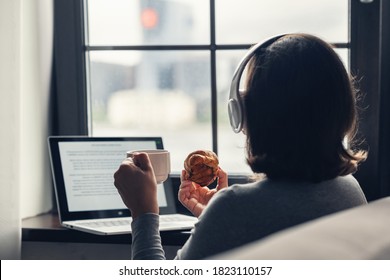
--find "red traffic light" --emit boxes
[141,8,158,29]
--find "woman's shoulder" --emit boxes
[208,178,274,206]
[215,175,364,200]
[215,179,266,195]
[316,174,364,194]
[327,174,360,186]
[323,174,367,202]
[209,174,365,208]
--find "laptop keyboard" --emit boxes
[75,214,196,229]
[75,219,131,228]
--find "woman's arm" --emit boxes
[131,213,165,260]
[114,153,165,259]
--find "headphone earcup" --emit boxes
[228,98,243,133]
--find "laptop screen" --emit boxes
[48,136,176,221]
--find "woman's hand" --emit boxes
[113,153,159,219]
[178,168,228,217]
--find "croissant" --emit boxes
[184,150,219,186]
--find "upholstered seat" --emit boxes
[215,197,390,259]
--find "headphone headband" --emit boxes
[228,34,287,133]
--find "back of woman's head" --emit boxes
[244,33,366,182]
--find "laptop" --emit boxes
[48,136,198,235]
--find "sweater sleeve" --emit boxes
[131,213,166,260]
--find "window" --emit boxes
[83,0,349,173]
[53,0,390,200]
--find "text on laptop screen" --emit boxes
[58,140,167,212]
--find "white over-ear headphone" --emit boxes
[228,34,287,133]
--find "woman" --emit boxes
[114,33,367,260]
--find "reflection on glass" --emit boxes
[216,0,348,44]
[87,0,210,45]
[89,50,211,171]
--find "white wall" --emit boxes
[20,0,53,218]
[0,0,22,259]
[0,0,53,259]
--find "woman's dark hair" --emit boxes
[244,33,366,182]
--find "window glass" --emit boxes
[215,0,348,44]
[216,50,251,173]
[85,0,349,174]
[87,0,210,45]
[335,49,349,70]
[89,50,211,171]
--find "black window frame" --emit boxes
[52,0,390,201]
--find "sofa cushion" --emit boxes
[215,197,390,259]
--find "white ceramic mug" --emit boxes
[126,149,171,183]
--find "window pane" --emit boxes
[85,0,349,174]
[335,49,349,70]
[216,0,348,44]
[217,50,252,174]
[87,0,210,45]
[88,50,211,171]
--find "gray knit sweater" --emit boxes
[131,175,367,260]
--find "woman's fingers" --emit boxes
[216,167,228,191]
